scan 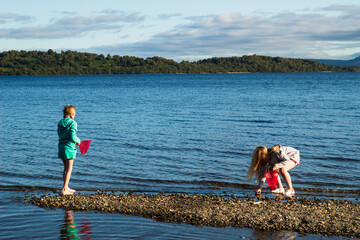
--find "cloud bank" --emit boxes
[94,5,360,60]
[1,5,359,60]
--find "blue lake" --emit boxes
[0,73,359,239]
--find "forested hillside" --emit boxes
[0,50,358,76]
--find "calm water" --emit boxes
[1,73,359,239]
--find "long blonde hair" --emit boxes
[247,146,268,180]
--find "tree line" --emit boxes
[0,50,359,76]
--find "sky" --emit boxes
[1,0,360,61]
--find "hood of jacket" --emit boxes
[58,118,75,128]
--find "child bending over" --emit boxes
[247,145,300,197]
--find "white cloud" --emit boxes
[0,11,145,39]
[0,13,33,24]
[157,13,182,20]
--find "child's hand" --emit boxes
[75,142,80,146]
[272,166,278,171]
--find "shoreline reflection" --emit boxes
[60,211,92,240]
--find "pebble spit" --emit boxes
[28,193,360,238]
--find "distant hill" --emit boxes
[311,56,360,67]
[0,50,359,76]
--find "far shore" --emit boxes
[29,192,359,238]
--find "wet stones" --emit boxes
[28,193,359,238]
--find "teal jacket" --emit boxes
[58,118,81,149]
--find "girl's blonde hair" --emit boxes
[247,146,268,180]
[62,104,76,118]
[267,144,280,156]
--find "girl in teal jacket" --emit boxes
[58,105,81,195]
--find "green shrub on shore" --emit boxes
[1,50,359,76]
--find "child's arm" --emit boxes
[256,173,266,195]
[70,121,81,145]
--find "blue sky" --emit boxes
[1,0,359,61]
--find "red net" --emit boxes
[79,140,91,154]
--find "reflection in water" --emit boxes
[253,229,298,240]
[60,211,79,240]
[79,219,92,239]
[60,211,92,240]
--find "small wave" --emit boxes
[0,185,58,192]
[215,150,250,157]
[197,181,359,194]
[0,171,59,181]
[169,119,192,123]
[102,138,117,141]
[123,143,151,151]
[188,138,205,142]
[222,119,276,124]
[122,143,208,153]
[294,187,360,194]
[252,120,276,123]
[1,181,359,195]
[316,157,359,163]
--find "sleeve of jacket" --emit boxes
[70,121,81,144]
[257,176,266,189]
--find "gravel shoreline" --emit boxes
[29,192,360,238]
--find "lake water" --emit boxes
[0,73,359,239]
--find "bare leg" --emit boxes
[62,159,74,194]
[279,161,296,191]
[277,175,284,189]
[62,159,68,185]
